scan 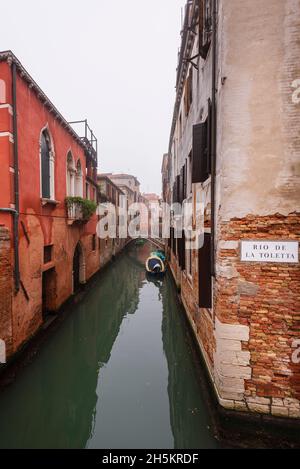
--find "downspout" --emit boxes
[2,62,21,293]
[211,0,217,277]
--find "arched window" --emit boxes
[40,128,55,200]
[0,79,6,104]
[75,159,83,197]
[66,152,75,197]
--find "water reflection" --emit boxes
[0,242,220,449]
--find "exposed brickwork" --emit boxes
[171,248,216,370]
[0,226,13,357]
[216,213,300,415]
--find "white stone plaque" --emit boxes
[241,241,299,263]
[0,339,6,364]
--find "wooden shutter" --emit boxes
[198,232,212,308]
[41,132,50,198]
[178,236,182,268]
[206,99,212,175]
[183,162,187,200]
[181,231,186,270]
[181,165,186,203]
[177,231,186,270]
[179,169,182,204]
[192,122,208,183]
[170,227,175,253]
[179,166,185,203]
[173,180,177,203]
[173,174,181,203]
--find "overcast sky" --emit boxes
[1,0,186,195]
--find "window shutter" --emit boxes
[198,232,212,308]
[168,229,172,248]
[180,166,186,203]
[181,231,186,270]
[177,231,186,270]
[170,227,175,253]
[174,174,180,203]
[173,180,177,203]
[178,172,182,204]
[192,122,208,183]
[179,166,184,203]
[41,132,50,198]
[206,99,212,175]
[183,163,187,200]
[178,235,182,267]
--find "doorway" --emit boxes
[73,242,85,293]
[42,268,56,319]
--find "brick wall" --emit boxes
[0,226,13,357]
[216,212,300,417]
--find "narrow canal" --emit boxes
[0,241,223,449]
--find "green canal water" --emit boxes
[0,242,221,449]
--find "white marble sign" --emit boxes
[241,241,299,263]
[0,339,6,364]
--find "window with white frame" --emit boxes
[75,159,83,197]
[40,129,55,200]
[66,152,76,197]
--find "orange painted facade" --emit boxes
[0,52,100,358]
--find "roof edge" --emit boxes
[0,50,92,156]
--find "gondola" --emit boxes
[145,250,166,277]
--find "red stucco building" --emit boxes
[0,51,100,359]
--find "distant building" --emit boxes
[102,173,143,236]
[142,193,161,204]
[97,175,128,266]
[142,193,162,240]
[102,174,140,203]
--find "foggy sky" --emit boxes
[1,0,186,195]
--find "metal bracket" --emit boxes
[183,53,200,71]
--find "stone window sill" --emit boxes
[41,198,59,207]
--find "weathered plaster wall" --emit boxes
[217,0,300,220]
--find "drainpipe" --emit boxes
[1,61,21,292]
[210,0,217,277]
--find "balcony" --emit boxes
[66,197,97,225]
[68,119,98,168]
